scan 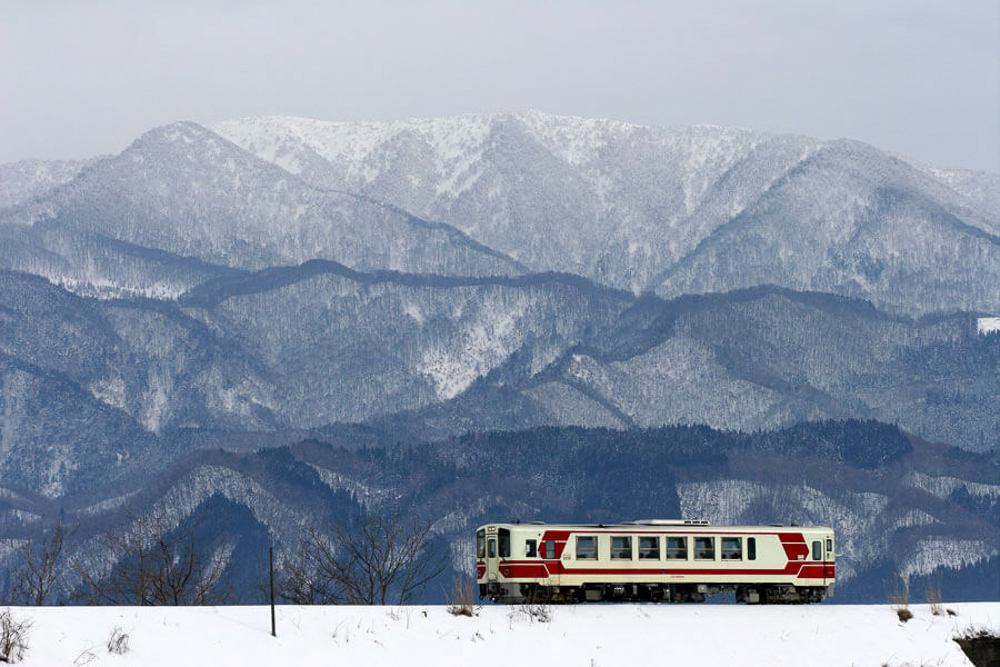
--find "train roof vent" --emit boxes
[529,521,546,525]
[633,519,711,526]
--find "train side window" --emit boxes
[576,536,598,560]
[639,536,660,560]
[826,538,832,553]
[748,537,756,561]
[694,536,715,560]
[666,536,687,560]
[499,529,511,558]
[721,537,741,560]
[812,540,821,561]
[525,539,537,558]
[611,536,632,560]
[544,539,556,559]
[477,530,485,559]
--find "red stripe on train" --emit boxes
[491,559,836,578]
[778,533,810,561]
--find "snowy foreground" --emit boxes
[9,602,999,666]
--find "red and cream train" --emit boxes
[475,519,835,604]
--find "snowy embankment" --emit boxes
[9,603,998,666]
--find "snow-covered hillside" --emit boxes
[8,603,998,666]
[0,122,523,285]
[210,113,816,293]
[212,112,1000,315]
[0,158,90,210]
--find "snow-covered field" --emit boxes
[7,602,998,666]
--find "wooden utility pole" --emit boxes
[269,546,276,637]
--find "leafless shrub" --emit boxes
[0,609,31,663]
[526,602,552,623]
[106,626,130,655]
[74,509,232,606]
[926,578,943,616]
[509,601,551,624]
[446,575,477,617]
[957,625,999,640]
[889,572,911,622]
[524,603,552,623]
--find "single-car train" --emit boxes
[475,519,835,604]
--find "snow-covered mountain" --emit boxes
[5,113,998,315]
[212,112,1000,315]
[211,113,822,293]
[0,122,522,297]
[0,158,91,210]
[1,112,998,605]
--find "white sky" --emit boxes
[2,0,998,171]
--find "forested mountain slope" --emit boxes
[1,420,995,604]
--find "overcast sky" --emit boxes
[2,0,998,171]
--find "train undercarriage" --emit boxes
[482,582,831,605]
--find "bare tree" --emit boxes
[280,510,449,605]
[75,509,232,606]
[14,523,74,605]
[275,529,344,605]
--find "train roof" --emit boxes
[477,520,833,532]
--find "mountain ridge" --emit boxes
[211,112,1000,315]
[0,121,525,282]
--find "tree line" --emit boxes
[1,506,449,607]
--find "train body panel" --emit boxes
[475,521,835,604]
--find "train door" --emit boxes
[812,539,824,586]
[486,533,498,582]
[542,536,560,589]
[484,527,510,580]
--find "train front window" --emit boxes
[694,536,715,560]
[499,529,511,558]
[576,536,597,560]
[721,537,742,560]
[488,538,496,559]
[611,536,632,560]
[639,536,660,559]
[525,539,537,558]
[666,536,687,559]
[476,530,485,559]
[826,538,833,554]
